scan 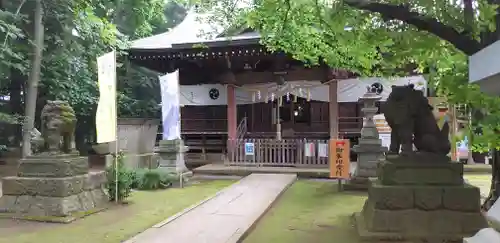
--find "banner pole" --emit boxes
[114,50,118,204]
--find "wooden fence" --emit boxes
[227,139,330,167]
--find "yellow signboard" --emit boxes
[329,139,351,179]
[96,51,117,144]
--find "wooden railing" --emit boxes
[339,117,363,133]
[227,139,330,167]
[156,116,363,137]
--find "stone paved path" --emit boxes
[124,173,297,243]
[464,174,492,201]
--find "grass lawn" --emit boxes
[243,174,492,243]
[0,180,234,243]
[243,180,367,243]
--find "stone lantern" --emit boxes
[345,86,388,190]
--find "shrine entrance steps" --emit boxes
[182,132,227,168]
[124,173,297,243]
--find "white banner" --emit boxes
[159,72,181,140]
[305,143,315,157]
[318,143,328,157]
[178,76,427,106]
[96,51,117,144]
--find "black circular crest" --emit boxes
[370,82,384,94]
[209,88,220,100]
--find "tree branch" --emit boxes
[344,0,482,55]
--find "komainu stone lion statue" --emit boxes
[40,100,77,154]
[383,84,450,156]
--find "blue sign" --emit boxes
[245,142,255,155]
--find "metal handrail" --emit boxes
[236,117,247,140]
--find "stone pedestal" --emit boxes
[155,139,192,187]
[354,155,487,242]
[346,141,387,190]
[0,154,108,223]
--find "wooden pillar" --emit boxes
[276,102,282,140]
[329,81,339,139]
[227,85,237,140]
[251,103,255,132]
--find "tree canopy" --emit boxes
[0,0,186,145]
[190,0,500,149]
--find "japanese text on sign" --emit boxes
[329,139,350,179]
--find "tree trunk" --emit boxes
[8,68,24,146]
[482,149,500,210]
[21,0,44,158]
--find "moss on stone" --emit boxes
[0,206,109,224]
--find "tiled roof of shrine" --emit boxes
[128,11,269,61]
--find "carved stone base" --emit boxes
[156,139,192,186]
[343,177,371,191]
[17,154,89,178]
[0,188,108,223]
[0,171,108,223]
[380,154,463,186]
[347,134,387,191]
[354,159,487,242]
[1,171,106,197]
[1,154,107,223]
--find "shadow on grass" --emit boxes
[243,180,367,243]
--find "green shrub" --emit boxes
[130,168,147,189]
[135,168,176,190]
[105,152,134,202]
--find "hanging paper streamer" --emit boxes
[286,92,290,102]
[278,96,283,107]
[257,90,261,100]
